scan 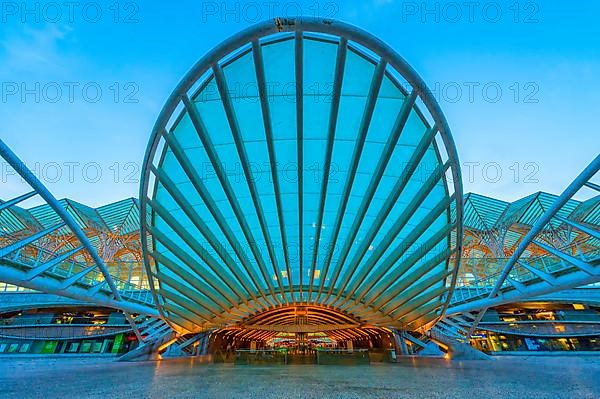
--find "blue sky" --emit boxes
[1,0,598,207]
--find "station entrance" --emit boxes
[180,306,412,365]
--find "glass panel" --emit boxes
[147,29,457,329]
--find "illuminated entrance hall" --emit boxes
[139,17,463,355]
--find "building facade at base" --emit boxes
[1,192,598,356]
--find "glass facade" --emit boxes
[472,333,600,353]
[141,20,462,333]
[0,307,138,356]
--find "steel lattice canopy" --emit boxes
[140,17,463,333]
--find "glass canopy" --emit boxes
[140,18,463,333]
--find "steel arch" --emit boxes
[140,17,464,333]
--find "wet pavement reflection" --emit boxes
[1,355,599,398]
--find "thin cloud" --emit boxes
[1,24,73,73]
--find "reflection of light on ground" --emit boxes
[2,357,599,398]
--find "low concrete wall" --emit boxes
[429,330,492,360]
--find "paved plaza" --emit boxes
[2,356,599,398]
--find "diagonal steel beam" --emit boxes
[347,221,454,311]
[336,163,451,305]
[182,94,281,306]
[161,299,210,328]
[320,59,388,302]
[0,261,157,315]
[0,223,65,258]
[487,154,600,298]
[555,215,600,240]
[150,252,231,312]
[532,240,598,275]
[517,260,557,285]
[158,274,226,319]
[308,37,347,301]
[584,181,600,192]
[328,91,418,304]
[147,224,239,307]
[159,131,268,304]
[148,198,246,304]
[25,246,84,280]
[0,191,37,212]
[401,298,443,327]
[212,63,289,304]
[370,249,453,310]
[150,164,259,303]
[392,285,447,320]
[58,265,97,290]
[0,139,152,340]
[252,39,294,302]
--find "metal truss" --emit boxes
[0,139,159,331]
[169,331,212,356]
[446,155,600,336]
[115,315,175,361]
[132,314,172,343]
